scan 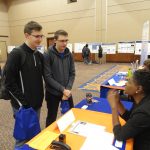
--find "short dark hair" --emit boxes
[133,69,150,95]
[54,30,68,40]
[24,21,42,34]
[144,59,150,70]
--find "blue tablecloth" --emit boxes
[75,97,133,114]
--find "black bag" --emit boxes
[0,47,26,100]
[0,69,10,100]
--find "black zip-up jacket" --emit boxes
[113,95,150,150]
[44,46,75,96]
[5,43,44,109]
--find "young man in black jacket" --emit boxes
[5,21,44,147]
[44,30,75,127]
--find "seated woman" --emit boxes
[107,69,150,150]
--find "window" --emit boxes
[68,0,77,4]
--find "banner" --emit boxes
[140,20,149,65]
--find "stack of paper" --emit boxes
[108,78,127,87]
[117,72,127,76]
[115,80,127,86]
[68,121,123,150]
[69,121,106,137]
[80,134,118,150]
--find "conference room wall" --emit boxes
[7,0,96,45]
[0,0,10,45]
[107,0,150,42]
[6,0,150,45]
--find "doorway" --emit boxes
[0,41,7,62]
[47,37,55,49]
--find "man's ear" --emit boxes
[25,33,29,39]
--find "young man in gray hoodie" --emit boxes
[44,30,75,127]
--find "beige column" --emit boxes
[95,0,107,42]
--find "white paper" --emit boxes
[117,72,127,75]
[115,140,123,148]
[57,110,75,132]
[80,132,118,150]
[108,78,116,86]
[115,80,127,87]
[69,121,105,137]
[81,105,88,109]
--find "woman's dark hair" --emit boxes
[133,69,150,95]
[144,59,150,71]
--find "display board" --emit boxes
[118,42,135,53]
[135,41,142,55]
[74,43,86,53]
[67,43,73,53]
[101,43,116,54]
[7,46,16,53]
[88,43,101,53]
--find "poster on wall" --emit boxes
[74,43,86,53]
[91,43,100,53]
[118,42,135,53]
[140,20,149,65]
[135,41,142,55]
[148,42,150,55]
[135,41,150,55]
[7,46,16,54]
[67,43,73,53]
[80,43,101,53]
[88,43,93,53]
[101,43,116,54]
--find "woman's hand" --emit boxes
[107,89,120,109]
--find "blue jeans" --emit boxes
[12,106,41,149]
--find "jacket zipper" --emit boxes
[33,53,37,67]
[62,58,65,86]
[19,71,24,94]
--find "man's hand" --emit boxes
[62,95,68,100]
[63,89,71,98]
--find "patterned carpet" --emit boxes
[0,62,129,150]
[79,65,129,92]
